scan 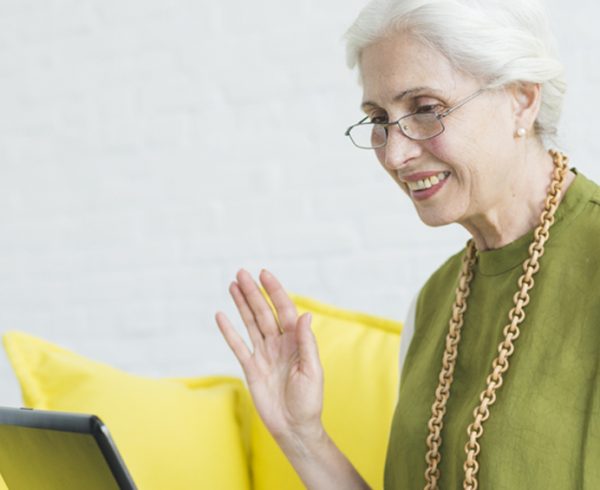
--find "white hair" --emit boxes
[344,0,565,142]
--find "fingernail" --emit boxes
[261,269,271,277]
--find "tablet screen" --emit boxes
[0,407,136,490]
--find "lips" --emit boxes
[405,171,451,191]
[399,170,451,201]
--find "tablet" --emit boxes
[0,406,137,490]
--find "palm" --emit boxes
[216,269,323,440]
[246,328,322,436]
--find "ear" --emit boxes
[509,82,542,134]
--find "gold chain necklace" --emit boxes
[423,149,569,490]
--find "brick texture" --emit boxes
[0,0,598,405]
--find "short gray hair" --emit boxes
[344,0,565,142]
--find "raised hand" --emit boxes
[215,268,324,443]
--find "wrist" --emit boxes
[276,424,329,460]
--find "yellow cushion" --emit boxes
[2,331,251,490]
[251,294,402,490]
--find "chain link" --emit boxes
[423,149,568,490]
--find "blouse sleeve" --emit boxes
[398,293,417,385]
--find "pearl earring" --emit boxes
[517,127,527,137]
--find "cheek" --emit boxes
[425,134,456,167]
[427,135,447,156]
[374,147,386,166]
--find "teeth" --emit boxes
[407,172,449,191]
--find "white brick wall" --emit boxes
[1,0,599,406]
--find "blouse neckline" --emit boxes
[476,169,595,276]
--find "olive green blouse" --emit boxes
[384,171,600,489]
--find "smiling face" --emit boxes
[359,31,524,228]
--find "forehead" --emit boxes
[359,31,468,108]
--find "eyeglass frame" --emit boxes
[344,88,486,149]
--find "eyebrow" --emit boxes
[360,86,441,111]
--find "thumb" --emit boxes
[296,312,321,373]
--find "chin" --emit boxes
[414,206,459,228]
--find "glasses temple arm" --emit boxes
[441,88,486,118]
[345,115,371,135]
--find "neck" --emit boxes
[461,145,575,251]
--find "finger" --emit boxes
[236,269,281,336]
[259,269,298,332]
[229,281,265,349]
[215,311,252,373]
[296,313,321,374]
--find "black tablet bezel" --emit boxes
[0,406,137,490]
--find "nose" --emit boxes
[379,123,422,171]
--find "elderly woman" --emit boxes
[216,0,600,488]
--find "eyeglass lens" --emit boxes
[349,113,444,149]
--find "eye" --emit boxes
[367,112,388,124]
[415,104,443,114]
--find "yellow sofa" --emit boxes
[1,294,402,490]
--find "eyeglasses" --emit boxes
[344,88,485,150]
